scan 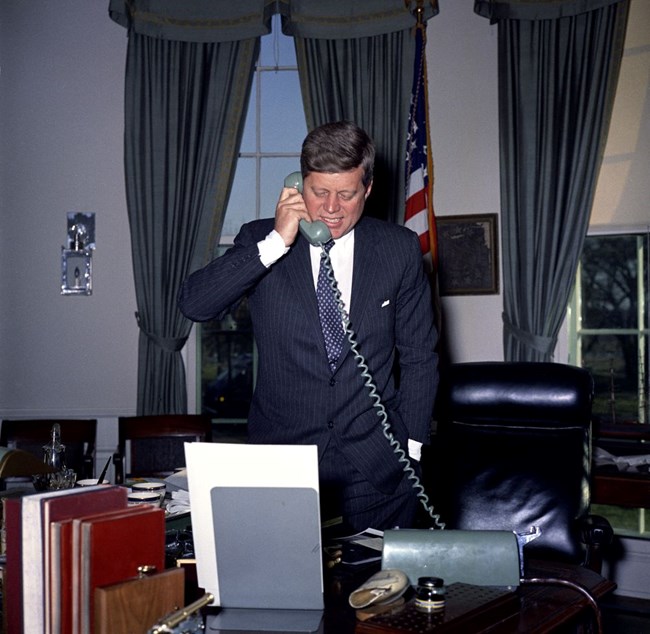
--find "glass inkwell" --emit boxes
[414,576,446,613]
[34,423,77,490]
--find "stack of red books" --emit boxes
[4,485,165,634]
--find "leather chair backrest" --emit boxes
[434,362,593,564]
[116,414,213,479]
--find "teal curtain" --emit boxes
[109,0,275,41]
[475,0,622,21]
[289,2,438,224]
[121,32,258,414]
[294,31,414,223]
[476,0,629,361]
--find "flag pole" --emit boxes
[404,0,442,331]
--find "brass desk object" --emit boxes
[149,592,214,634]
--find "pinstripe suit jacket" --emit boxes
[178,216,438,494]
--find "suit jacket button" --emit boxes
[327,420,334,429]
[329,377,336,386]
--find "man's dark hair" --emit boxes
[301,121,375,187]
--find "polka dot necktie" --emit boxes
[316,241,345,372]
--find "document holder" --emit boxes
[205,608,324,632]
[382,529,521,588]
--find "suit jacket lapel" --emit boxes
[284,235,328,355]
[350,219,379,330]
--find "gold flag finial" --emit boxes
[405,0,437,26]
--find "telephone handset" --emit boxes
[283,172,443,528]
[284,171,332,246]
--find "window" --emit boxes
[570,231,649,425]
[569,230,650,536]
[198,18,307,422]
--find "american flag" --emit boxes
[404,20,437,270]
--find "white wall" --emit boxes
[591,0,650,229]
[604,536,650,600]
[427,2,503,363]
[0,1,137,470]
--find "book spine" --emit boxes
[22,494,47,632]
[4,497,23,634]
[71,517,83,634]
[50,522,61,634]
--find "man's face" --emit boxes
[302,166,372,240]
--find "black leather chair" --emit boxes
[427,362,612,573]
[113,414,213,483]
[0,418,96,488]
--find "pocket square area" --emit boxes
[381,300,390,308]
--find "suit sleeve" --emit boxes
[394,231,439,445]
[178,223,269,322]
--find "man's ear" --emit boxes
[364,180,373,199]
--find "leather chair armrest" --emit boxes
[581,514,614,574]
[113,450,125,485]
[81,453,94,480]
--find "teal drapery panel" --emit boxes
[123,32,257,414]
[484,0,629,361]
[291,2,438,224]
[295,30,416,223]
[475,0,623,21]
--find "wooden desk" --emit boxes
[316,559,615,633]
[197,559,614,633]
[498,560,615,633]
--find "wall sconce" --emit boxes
[61,212,95,296]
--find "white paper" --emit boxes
[184,442,320,606]
[595,447,650,471]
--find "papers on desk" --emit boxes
[595,447,650,472]
[164,468,188,492]
[161,469,191,516]
[165,489,190,515]
[328,528,384,566]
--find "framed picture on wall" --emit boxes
[437,214,499,296]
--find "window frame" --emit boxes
[568,225,649,427]
[568,225,650,538]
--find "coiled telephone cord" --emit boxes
[320,245,445,529]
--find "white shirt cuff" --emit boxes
[408,439,422,462]
[258,230,289,267]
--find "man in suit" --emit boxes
[178,121,438,531]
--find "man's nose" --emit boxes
[324,194,339,213]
